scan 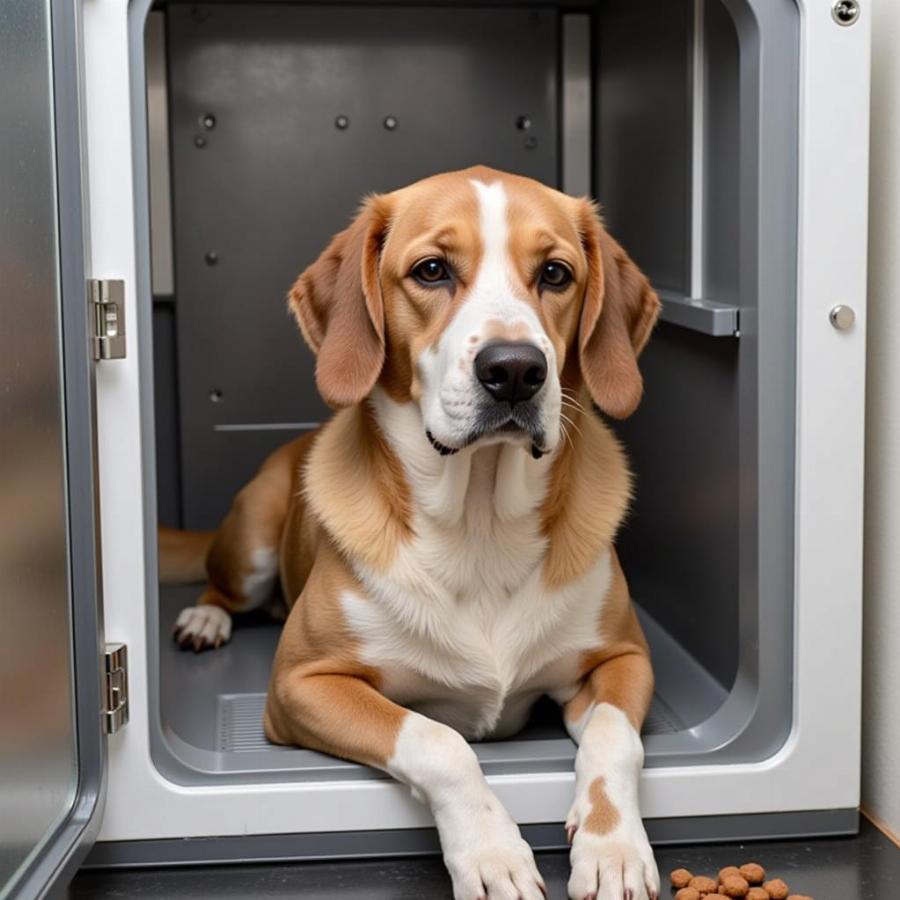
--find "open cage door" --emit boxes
[0,0,107,896]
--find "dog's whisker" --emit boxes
[560,394,586,414]
[559,412,584,440]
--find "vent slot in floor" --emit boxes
[215,691,682,754]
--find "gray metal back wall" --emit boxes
[595,0,691,293]
[166,4,559,528]
[615,324,740,689]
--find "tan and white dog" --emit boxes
[164,166,661,900]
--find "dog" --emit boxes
[163,166,661,900]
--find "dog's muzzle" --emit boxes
[426,342,551,459]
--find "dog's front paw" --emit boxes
[567,822,658,900]
[440,804,545,900]
[173,605,232,651]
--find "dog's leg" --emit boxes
[562,647,658,900]
[265,673,546,900]
[173,440,301,651]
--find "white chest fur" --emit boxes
[340,394,613,739]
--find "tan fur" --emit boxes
[540,399,633,590]
[564,551,654,732]
[263,540,407,767]
[584,776,621,836]
[204,436,309,609]
[158,526,215,584]
[303,403,413,573]
[288,197,391,408]
[577,204,661,419]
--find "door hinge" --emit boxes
[88,279,126,360]
[102,642,129,734]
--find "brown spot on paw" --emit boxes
[583,776,620,835]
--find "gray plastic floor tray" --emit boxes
[156,585,727,783]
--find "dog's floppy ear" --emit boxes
[288,196,390,408]
[577,201,660,419]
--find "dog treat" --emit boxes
[705,895,730,900]
[787,896,814,900]
[689,875,719,894]
[671,869,694,888]
[719,866,742,883]
[740,863,767,885]
[674,889,701,900]
[746,889,770,900]
[721,874,750,897]
[763,879,790,900]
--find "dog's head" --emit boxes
[289,166,659,457]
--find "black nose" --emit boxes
[474,342,548,405]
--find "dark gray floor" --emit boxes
[70,818,898,899]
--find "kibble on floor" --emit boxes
[670,863,813,900]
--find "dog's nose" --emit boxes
[474,342,547,405]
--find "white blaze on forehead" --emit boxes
[471,179,515,301]
[439,179,545,341]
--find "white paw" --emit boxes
[440,804,545,900]
[173,605,232,651]
[567,826,659,900]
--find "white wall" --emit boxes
[862,0,900,842]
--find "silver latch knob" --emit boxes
[830,305,856,331]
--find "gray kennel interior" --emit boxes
[145,0,799,785]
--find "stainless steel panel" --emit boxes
[165,4,559,527]
[0,0,78,890]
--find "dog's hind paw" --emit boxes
[173,605,232,652]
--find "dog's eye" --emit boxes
[412,258,451,286]
[540,261,573,290]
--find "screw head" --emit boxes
[383,115,398,131]
[193,135,207,148]
[516,115,532,131]
[335,114,350,130]
[204,250,218,266]
[832,0,860,26]
[524,135,538,150]
[830,304,856,331]
[199,113,216,130]
[209,389,223,403]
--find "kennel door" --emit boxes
[0,1,107,896]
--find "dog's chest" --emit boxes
[342,448,612,739]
